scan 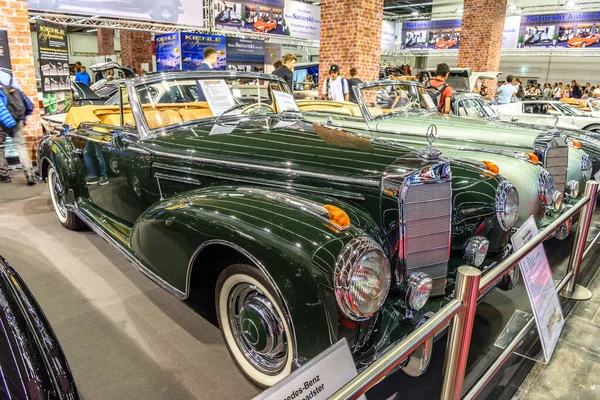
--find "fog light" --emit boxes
[552,191,564,211]
[463,236,490,268]
[405,273,433,311]
[566,180,580,198]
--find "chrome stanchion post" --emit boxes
[440,266,481,400]
[560,180,599,300]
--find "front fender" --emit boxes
[130,186,387,362]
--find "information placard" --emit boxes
[37,20,70,94]
[511,216,564,363]
[254,339,365,400]
[273,91,300,112]
[198,79,238,117]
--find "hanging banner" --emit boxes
[27,0,204,27]
[37,20,70,94]
[226,37,265,73]
[401,19,462,50]
[0,30,11,71]
[519,12,600,48]
[181,33,227,71]
[264,43,282,73]
[503,16,522,49]
[155,32,181,72]
[381,20,396,51]
[215,0,320,41]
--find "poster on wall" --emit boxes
[181,33,227,71]
[502,16,522,49]
[226,37,265,72]
[381,20,396,51]
[519,12,600,48]
[0,30,11,71]
[155,32,181,71]
[264,43,282,73]
[27,0,204,27]
[215,0,320,41]
[401,19,462,50]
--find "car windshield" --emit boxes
[551,102,587,116]
[578,32,591,38]
[359,82,435,119]
[95,83,119,98]
[124,77,296,131]
[456,98,497,119]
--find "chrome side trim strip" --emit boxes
[154,172,202,185]
[150,151,380,187]
[72,205,186,300]
[185,239,299,367]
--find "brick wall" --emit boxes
[457,0,507,95]
[120,30,153,73]
[97,28,115,56]
[318,0,384,94]
[0,0,41,159]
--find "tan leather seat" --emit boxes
[179,108,214,122]
[145,111,170,129]
[99,114,121,126]
[164,110,183,125]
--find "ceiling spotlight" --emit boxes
[565,0,577,7]
[455,8,463,14]
[508,4,518,10]
[411,10,419,16]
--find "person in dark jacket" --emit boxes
[0,72,36,185]
[346,68,363,103]
[198,48,217,71]
[272,53,296,90]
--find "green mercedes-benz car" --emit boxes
[298,80,591,235]
[38,72,520,387]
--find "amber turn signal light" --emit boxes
[323,204,351,229]
[526,152,539,164]
[569,140,581,149]
[482,160,500,174]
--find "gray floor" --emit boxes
[0,172,259,400]
[513,268,600,400]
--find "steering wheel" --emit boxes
[240,103,275,115]
[398,100,420,111]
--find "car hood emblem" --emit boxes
[418,124,442,160]
[426,124,438,146]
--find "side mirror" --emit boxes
[111,132,136,151]
[511,117,519,122]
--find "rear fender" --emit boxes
[130,186,387,361]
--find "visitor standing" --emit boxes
[74,66,91,87]
[272,53,296,90]
[593,84,600,98]
[562,84,572,98]
[543,83,552,98]
[426,63,453,114]
[496,75,517,105]
[198,48,217,71]
[0,70,36,185]
[346,68,363,103]
[571,80,582,99]
[322,65,349,102]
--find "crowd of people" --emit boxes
[495,77,600,104]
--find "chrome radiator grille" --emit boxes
[402,181,452,296]
[544,146,568,193]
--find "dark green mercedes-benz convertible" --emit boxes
[37,72,520,387]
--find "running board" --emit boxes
[71,202,186,300]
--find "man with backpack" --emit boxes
[426,63,453,114]
[0,69,36,185]
[322,64,349,102]
[346,68,363,103]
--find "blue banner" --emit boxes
[401,19,462,50]
[226,37,265,73]
[156,32,181,71]
[181,33,227,71]
[519,13,600,48]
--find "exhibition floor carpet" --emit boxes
[1,171,599,399]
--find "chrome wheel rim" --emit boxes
[49,169,67,219]
[228,283,288,375]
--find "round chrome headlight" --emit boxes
[334,238,391,321]
[405,273,433,311]
[496,181,519,231]
[566,180,580,198]
[537,169,562,211]
[582,152,593,181]
[464,236,490,268]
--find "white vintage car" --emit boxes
[496,99,600,133]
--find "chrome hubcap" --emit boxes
[228,283,288,375]
[50,171,67,218]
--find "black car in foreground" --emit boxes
[0,256,78,399]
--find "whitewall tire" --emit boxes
[216,264,294,387]
[48,166,83,230]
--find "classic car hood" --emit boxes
[142,118,429,183]
[376,113,548,150]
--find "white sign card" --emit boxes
[511,216,564,363]
[422,93,437,110]
[273,91,301,112]
[254,339,366,400]
[198,79,238,117]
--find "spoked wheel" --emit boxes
[48,166,83,230]
[216,264,294,387]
